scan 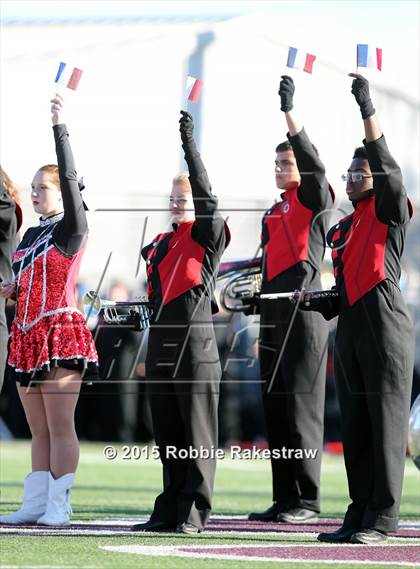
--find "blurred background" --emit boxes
[1,0,419,446]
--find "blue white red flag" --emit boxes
[286,47,316,74]
[357,45,382,71]
[54,62,83,90]
[185,75,203,103]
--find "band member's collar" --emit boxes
[172,220,195,232]
[280,183,299,201]
[39,212,64,227]
[353,189,374,208]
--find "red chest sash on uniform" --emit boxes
[341,196,388,306]
[148,221,206,305]
[264,188,313,281]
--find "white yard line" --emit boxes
[100,543,420,566]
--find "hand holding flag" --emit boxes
[54,62,83,91]
[286,47,316,74]
[348,73,375,119]
[50,93,65,126]
[179,110,194,144]
[278,75,295,112]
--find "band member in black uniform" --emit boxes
[249,76,334,523]
[299,74,414,544]
[132,111,230,534]
[0,168,22,393]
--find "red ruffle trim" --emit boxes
[8,310,98,375]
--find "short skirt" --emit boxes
[8,310,99,387]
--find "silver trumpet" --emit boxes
[217,257,262,312]
[83,290,152,331]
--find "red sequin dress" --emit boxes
[7,124,98,386]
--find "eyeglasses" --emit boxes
[341,173,372,183]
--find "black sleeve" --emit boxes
[182,139,227,254]
[364,135,411,225]
[52,124,87,256]
[0,186,16,242]
[287,128,333,211]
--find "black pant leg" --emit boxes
[172,321,221,529]
[174,383,219,528]
[356,284,414,532]
[334,312,374,530]
[261,390,298,506]
[146,370,186,525]
[259,300,297,507]
[335,282,415,533]
[146,314,221,530]
[280,308,327,512]
[260,299,328,512]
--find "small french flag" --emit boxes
[357,45,382,71]
[185,75,203,103]
[286,47,316,74]
[54,62,83,90]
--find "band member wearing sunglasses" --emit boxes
[301,75,414,544]
[0,95,98,527]
[249,76,334,524]
[132,111,230,534]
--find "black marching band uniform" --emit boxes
[250,125,335,521]
[0,173,21,392]
[317,134,414,539]
[133,112,230,533]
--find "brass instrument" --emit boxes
[83,291,152,330]
[217,257,262,313]
[216,258,339,312]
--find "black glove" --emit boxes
[291,289,340,321]
[278,75,295,112]
[349,73,375,119]
[179,110,194,143]
[242,294,260,316]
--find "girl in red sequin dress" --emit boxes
[0,95,98,526]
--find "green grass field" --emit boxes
[0,441,419,569]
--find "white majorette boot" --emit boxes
[0,471,49,524]
[37,472,75,526]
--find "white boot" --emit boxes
[0,471,49,524]
[37,472,75,526]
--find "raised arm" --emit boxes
[50,94,87,256]
[179,111,226,252]
[279,76,332,211]
[349,73,410,224]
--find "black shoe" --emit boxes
[277,508,319,523]
[248,503,282,522]
[350,529,387,544]
[131,520,175,532]
[317,526,357,543]
[175,522,202,534]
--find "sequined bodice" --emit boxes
[12,214,84,333]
